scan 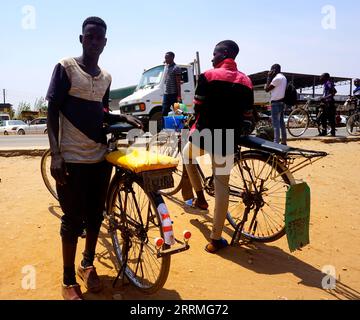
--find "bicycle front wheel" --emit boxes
[346,113,360,136]
[107,174,171,294]
[287,109,309,137]
[147,130,183,196]
[226,151,296,243]
[40,149,58,201]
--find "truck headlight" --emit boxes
[121,103,146,113]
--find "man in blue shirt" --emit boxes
[353,78,360,96]
[320,73,337,137]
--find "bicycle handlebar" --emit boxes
[105,122,135,136]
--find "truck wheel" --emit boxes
[149,111,163,133]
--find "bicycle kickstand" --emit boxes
[113,243,130,288]
[113,258,127,288]
[230,206,251,246]
[231,222,244,246]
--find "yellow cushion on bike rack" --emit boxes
[106,148,179,173]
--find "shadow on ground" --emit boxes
[189,214,360,301]
[48,205,182,300]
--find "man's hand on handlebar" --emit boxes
[121,114,144,130]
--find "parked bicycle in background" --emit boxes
[287,96,333,137]
[345,95,360,136]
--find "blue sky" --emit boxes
[1,0,359,110]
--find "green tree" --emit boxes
[34,97,48,114]
[16,101,32,119]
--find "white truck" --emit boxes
[113,55,270,130]
[114,54,202,130]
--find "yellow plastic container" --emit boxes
[106,148,179,173]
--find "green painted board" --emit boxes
[285,182,311,252]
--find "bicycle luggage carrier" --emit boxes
[238,136,328,176]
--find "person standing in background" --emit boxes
[265,64,287,145]
[161,52,182,126]
[319,73,337,137]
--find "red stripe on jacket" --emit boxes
[203,59,253,89]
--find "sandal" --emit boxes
[184,198,209,211]
[205,238,229,254]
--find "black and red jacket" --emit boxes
[193,58,254,133]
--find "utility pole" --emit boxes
[3,89,5,104]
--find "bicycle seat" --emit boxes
[237,136,292,156]
[105,123,135,136]
[106,147,179,173]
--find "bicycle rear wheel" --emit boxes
[226,151,296,243]
[147,130,183,196]
[346,113,360,136]
[40,149,58,201]
[107,173,171,294]
[287,109,309,137]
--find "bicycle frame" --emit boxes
[188,141,327,245]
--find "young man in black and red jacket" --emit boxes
[183,40,254,254]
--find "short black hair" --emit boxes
[166,52,175,59]
[216,40,240,59]
[82,17,107,33]
[271,64,281,72]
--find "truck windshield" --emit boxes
[136,65,165,91]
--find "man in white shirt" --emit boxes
[265,64,287,145]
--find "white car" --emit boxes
[0,120,27,135]
[0,118,47,135]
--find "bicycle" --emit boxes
[41,149,58,201]
[345,96,360,136]
[287,97,329,137]
[41,123,191,294]
[147,123,327,244]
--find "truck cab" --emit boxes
[116,63,196,131]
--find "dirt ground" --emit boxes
[0,138,360,300]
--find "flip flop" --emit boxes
[184,198,209,211]
[205,238,229,254]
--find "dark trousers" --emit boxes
[321,102,336,134]
[57,161,112,243]
[162,93,178,117]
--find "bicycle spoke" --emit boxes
[227,153,293,242]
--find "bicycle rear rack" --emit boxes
[280,148,328,177]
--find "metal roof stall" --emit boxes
[249,71,353,97]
